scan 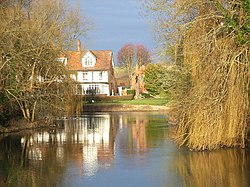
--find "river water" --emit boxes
[0,112,249,187]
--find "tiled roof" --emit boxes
[64,50,113,71]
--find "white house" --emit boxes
[60,40,117,96]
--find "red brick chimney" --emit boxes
[77,39,81,52]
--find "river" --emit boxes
[0,112,249,187]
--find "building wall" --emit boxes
[76,71,109,83]
[93,71,108,82]
[74,70,110,95]
[65,49,117,96]
[76,83,110,96]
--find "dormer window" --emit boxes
[82,51,96,67]
[84,57,92,66]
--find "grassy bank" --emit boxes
[85,97,169,106]
[82,97,170,112]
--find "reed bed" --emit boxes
[173,17,249,150]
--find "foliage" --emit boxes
[215,0,250,45]
[144,63,166,96]
[144,63,191,98]
[0,0,89,122]
[126,89,136,95]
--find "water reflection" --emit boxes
[0,112,249,187]
[131,115,148,153]
[176,148,250,187]
[22,114,117,177]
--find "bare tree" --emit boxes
[117,44,151,86]
[117,44,135,86]
[135,44,151,67]
[0,0,90,122]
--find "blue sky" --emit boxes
[70,0,155,64]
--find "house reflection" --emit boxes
[19,113,168,178]
[21,114,116,176]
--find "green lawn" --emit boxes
[88,98,169,106]
[116,98,168,106]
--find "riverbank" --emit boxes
[83,103,170,112]
[0,118,54,134]
[0,104,169,134]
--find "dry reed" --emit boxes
[173,9,249,150]
[142,0,250,151]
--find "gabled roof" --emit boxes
[63,50,114,71]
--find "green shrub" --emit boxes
[140,93,152,98]
[127,89,135,95]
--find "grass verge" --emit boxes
[85,98,169,106]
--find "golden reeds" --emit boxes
[142,0,250,150]
[174,12,249,150]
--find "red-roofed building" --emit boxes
[59,40,117,96]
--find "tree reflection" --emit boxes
[176,149,250,187]
[131,115,148,153]
[118,113,168,156]
[0,134,66,187]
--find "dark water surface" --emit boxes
[0,112,249,187]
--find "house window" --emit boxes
[81,51,96,67]
[84,57,92,66]
[86,85,100,95]
[83,72,88,80]
[95,85,100,93]
[99,72,103,80]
